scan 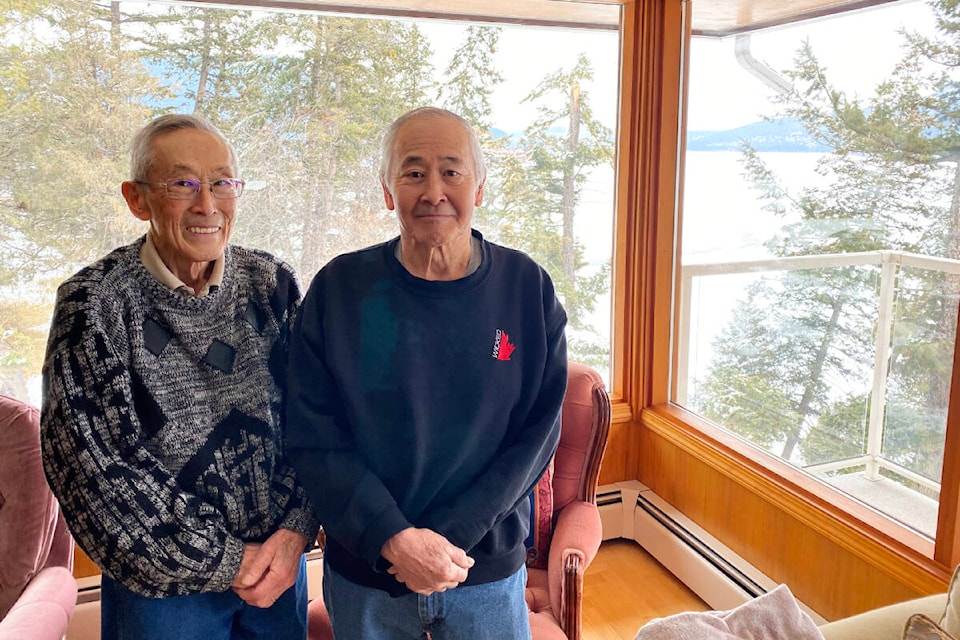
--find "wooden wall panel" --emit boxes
[598,410,642,486]
[637,418,945,620]
[74,544,100,579]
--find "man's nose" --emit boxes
[420,174,447,204]
[192,184,218,213]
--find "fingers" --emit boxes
[232,557,297,607]
[231,543,265,589]
[232,530,307,604]
[447,546,475,571]
[233,582,285,608]
[380,527,473,594]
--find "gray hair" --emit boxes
[129,113,239,181]
[379,107,487,190]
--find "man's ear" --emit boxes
[381,177,396,211]
[122,181,151,221]
[474,178,485,207]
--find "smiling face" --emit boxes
[121,127,237,284]
[381,113,484,253]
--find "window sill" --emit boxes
[640,402,951,595]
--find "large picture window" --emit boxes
[0,0,620,403]
[678,0,949,542]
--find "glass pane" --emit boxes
[0,1,619,402]
[678,0,947,539]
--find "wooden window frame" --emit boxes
[612,0,959,606]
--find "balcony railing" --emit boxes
[675,250,960,537]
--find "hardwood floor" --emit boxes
[581,539,710,640]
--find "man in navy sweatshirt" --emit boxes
[286,106,568,639]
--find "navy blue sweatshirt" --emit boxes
[286,230,567,596]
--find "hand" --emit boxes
[231,543,262,589]
[381,527,474,595]
[232,529,308,608]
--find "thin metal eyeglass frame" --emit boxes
[134,178,245,200]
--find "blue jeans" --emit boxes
[100,557,308,640]
[323,562,531,640]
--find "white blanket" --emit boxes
[634,585,825,640]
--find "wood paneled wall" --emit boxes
[74,545,99,579]
[637,420,931,619]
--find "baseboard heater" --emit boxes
[597,480,826,624]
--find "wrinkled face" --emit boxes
[122,128,237,279]
[381,114,484,249]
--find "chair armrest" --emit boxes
[0,566,77,640]
[547,500,603,640]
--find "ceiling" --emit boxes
[185,0,908,36]
[691,0,902,37]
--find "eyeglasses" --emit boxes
[135,178,245,200]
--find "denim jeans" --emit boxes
[323,561,532,640]
[100,556,308,640]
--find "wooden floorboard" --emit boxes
[581,538,710,640]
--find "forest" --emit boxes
[0,0,617,399]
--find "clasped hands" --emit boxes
[381,527,474,595]
[232,528,308,608]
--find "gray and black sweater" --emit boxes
[41,236,319,598]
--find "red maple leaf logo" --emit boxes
[497,331,516,360]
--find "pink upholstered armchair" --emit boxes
[525,361,611,640]
[0,394,76,640]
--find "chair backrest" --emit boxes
[526,362,611,569]
[0,394,74,620]
[552,361,611,512]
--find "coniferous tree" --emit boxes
[695,1,958,486]
[0,0,614,394]
[0,0,165,396]
[486,54,613,366]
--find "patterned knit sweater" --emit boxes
[40,236,319,598]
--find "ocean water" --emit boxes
[569,150,827,388]
[680,151,829,394]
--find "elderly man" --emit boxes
[287,106,568,639]
[41,114,319,640]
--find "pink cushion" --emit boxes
[0,566,76,640]
[307,597,333,640]
[553,362,604,511]
[0,395,68,620]
[525,567,552,615]
[526,567,566,639]
[529,610,568,640]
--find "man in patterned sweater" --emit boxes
[40,114,319,640]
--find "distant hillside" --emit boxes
[492,118,830,152]
[687,117,830,152]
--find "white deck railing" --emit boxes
[677,249,960,496]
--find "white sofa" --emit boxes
[818,592,950,640]
[634,568,959,640]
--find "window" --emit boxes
[0,0,620,403]
[678,0,948,541]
